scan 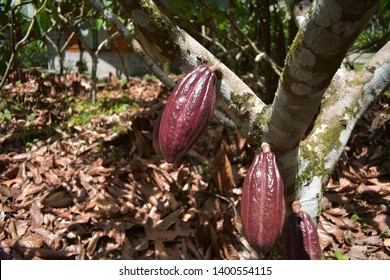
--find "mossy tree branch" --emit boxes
[295,42,390,220]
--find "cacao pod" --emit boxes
[240,143,286,258]
[159,65,217,163]
[283,201,322,260]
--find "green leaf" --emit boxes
[35,10,49,37]
[334,250,348,260]
[19,2,35,20]
[95,18,104,31]
[3,108,12,121]
[10,0,21,8]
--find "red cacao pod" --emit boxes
[240,143,286,258]
[283,201,322,260]
[159,65,217,163]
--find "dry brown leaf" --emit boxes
[30,202,43,228]
[88,158,113,175]
[218,233,240,260]
[0,177,23,188]
[14,220,29,237]
[146,230,181,242]
[154,240,170,260]
[318,216,344,244]
[30,228,60,249]
[26,162,43,184]
[42,187,73,208]
[0,184,13,198]
[234,133,246,153]
[156,208,183,231]
[323,192,352,205]
[122,237,136,259]
[371,214,390,232]
[21,247,76,260]
[44,169,61,185]
[356,235,382,246]
[322,211,360,230]
[323,207,348,217]
[212,145,236,196]
[87,231,103,256]
[348,246,367,260]
[182,208,198,222]
[357,184,381,195]
[54,156,72,168]
[16,236,44,252]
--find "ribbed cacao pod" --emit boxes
[283,201,322,260]
[159,65,217,163]
[240,143,286,258]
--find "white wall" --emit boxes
[47,50,149,78]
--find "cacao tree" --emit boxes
[116,0,389,221]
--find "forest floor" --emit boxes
[0,71,389,260]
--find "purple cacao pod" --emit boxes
[283,201,322,260]
[159,65,217,163]
[240,143,286,258]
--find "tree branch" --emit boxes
[295,42,390,220]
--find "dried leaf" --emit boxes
[348,246,367,260]
[15,220,30,237]
[1,177,23,188]
[30,202,43,228]
[87,231,103,256]
[42,188,73,208]
[26,162,42,184]
[146,230,180,242]
[16,234,44,249]
[318,216,344,244]
[212,145,236,196]
[155,240,170,260]
[322,211,360,230]
[218,233,240,260]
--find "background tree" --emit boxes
[0,0,48,90]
